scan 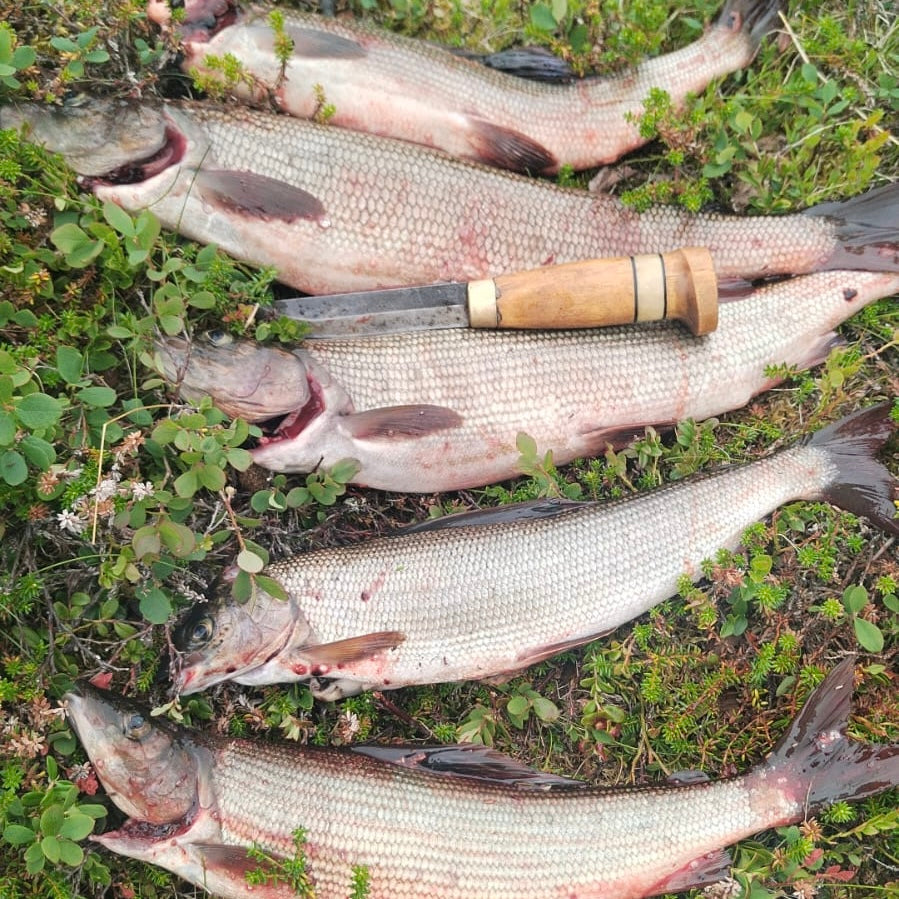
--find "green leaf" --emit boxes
[197,462,227,492]
[138,586,172,624]
[0,449,27,485]
[328,457,361,484]
[50,222,104,267]
[842,585,868,616]
[3,824,36,846]
[132,524,162,559]
[237,549,265,574]
[255,574,288,601]
[157,520,196,557]
[59,813,95,841]
[24,839,45,874]
[853,617,884,653]
[173,469,199,497]
[40,805,64,837]
[226,447,254,471]
[76,804,108,819]
[41,835,59,865]
[232,568,253,602]
[0,411,16,446]
[529,2,558,31]
[76,385,117,408]
[531,695,560,722]
[516,431,538,461]
[56,346,84,385]
[506,695,529,718]
[15,392,63,429]
[20,435,56,470]
[57,837,84,866]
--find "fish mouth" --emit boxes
[254,376,325,451]
[94,814,191,848]
[83,123,187,188]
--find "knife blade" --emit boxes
[273,247,718,338]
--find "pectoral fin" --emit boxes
[466,117,556,174]
[353,744,585,790]
[302,631,405,666]
[196,169,327,223]
[343,404,462,440]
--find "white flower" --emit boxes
[130,481,155,501]
[92,478,119,502]
[56,509,86,535]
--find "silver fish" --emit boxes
[156,269,899,494]
[65,661,899,898]
[171,0,781,173]
[171,404,899,700]
[2,100,898,295]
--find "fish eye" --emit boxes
[124,713,151,741]
[186,615,215,649]
[204,329,233,347]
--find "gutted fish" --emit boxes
[170,0,781,173]
[3,99,898,294]
[156,270,899,493]
[172,404,899,699]
[65,661,899,898]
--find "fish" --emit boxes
[167,0,782,174]
[171,404,899,700]
[156,269,899,494]
[2,99,898,295]
[65,660,899,899]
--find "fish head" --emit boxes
[156,333,359,477]
[172,569,306,694]
[154,332,313,422]
[64,682,202,824]
[0,99,171,178]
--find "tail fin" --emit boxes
[804,183,899,271]
[716,0,783,48]
[807,403,899,535]
[762,657,899,812]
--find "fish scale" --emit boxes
[237,269,899,491]
[174,403,899,700]
[213,739,760,899]
[179,102,841,288]
[67,665,899,899]
[179,1,781,172]
[249,443,834,693]
[4,100,897,296]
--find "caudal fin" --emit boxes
[804,183,899,271]
[807,402,899,536]
[762,657,899,812]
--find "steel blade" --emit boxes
[274,281,467,317]
[287,303,470,338]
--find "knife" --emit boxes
[273,247,718,339]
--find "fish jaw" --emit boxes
[0,101,170,177]
[65,685,205,825]
[172,581,304,695]
[154,335,313,423]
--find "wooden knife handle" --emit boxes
[468,247,718,335]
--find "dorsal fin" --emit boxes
[352,744,585,790]
[400,498,592,535]
[286,25,367,59]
